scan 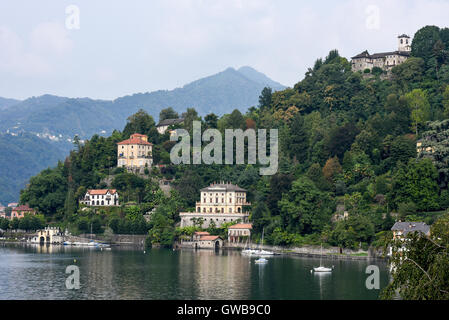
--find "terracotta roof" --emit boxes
[194,231,210,235]
[87,189,117,195]
[13,205,34,211]
[228,223,253,229]
[200,235,221,241]
[117,137,152,146]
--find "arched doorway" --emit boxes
[214,241,220,250]
[39,236,45,244]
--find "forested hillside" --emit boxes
[12,25,449,249]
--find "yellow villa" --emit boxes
[117,133,153,172]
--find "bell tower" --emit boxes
[398,34,411,52]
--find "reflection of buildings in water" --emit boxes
[81,249,114,299]
[178,250,251,299]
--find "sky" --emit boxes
[1,0,449,100]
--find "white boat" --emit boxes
[313,266,333,272]
[311,244,334,273]
[255,258,268,264]
[63,241,72,246]
[250,228,275,256]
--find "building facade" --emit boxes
[180,182,251,228]
[80,189,119,207]
[11,204,36,219]
[156,118,184,135]
[228,223,252,244]
[181,231,223,249]
[351,34,411,72]
[117,133,153,171]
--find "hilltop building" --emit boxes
[80,189,119,207]
[179,182,251,228]
[351,34,411,72]
[117,133,153,172]
[156,118,184,135]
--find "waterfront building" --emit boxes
[181,231,223,249]
[31,226,63,244]
[80,189,119,207]
[228,223,252,244]
[11,204,36,219]
[179,182,251,228]
[117,133,153,171]
[156,118,184,135]
[351,34,411,72]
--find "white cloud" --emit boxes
[30,22,73,55]
[0,22,72,77]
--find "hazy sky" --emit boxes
[1,0,448,100]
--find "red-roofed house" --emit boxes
[11,204,36,219]
[228,223,253,244]
[80,189,119,207]
[182,231,223,249]
[117,133,153,171]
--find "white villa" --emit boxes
[179,182,251,228]
[80,189,119,207]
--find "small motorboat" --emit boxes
[312,266,334,272]
[255,258,268,264]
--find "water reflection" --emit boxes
[0,244,389,300]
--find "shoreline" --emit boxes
[1,238,388,261]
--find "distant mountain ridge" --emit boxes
[0,97,21,110]
[0,66,285,141]
[0,66,285,203]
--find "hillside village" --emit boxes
[2,25,449,255]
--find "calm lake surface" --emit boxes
[0,243,389,300]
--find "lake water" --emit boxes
[0,243,389,300]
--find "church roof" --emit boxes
[352,50,410,60]
[398,34,410,38]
